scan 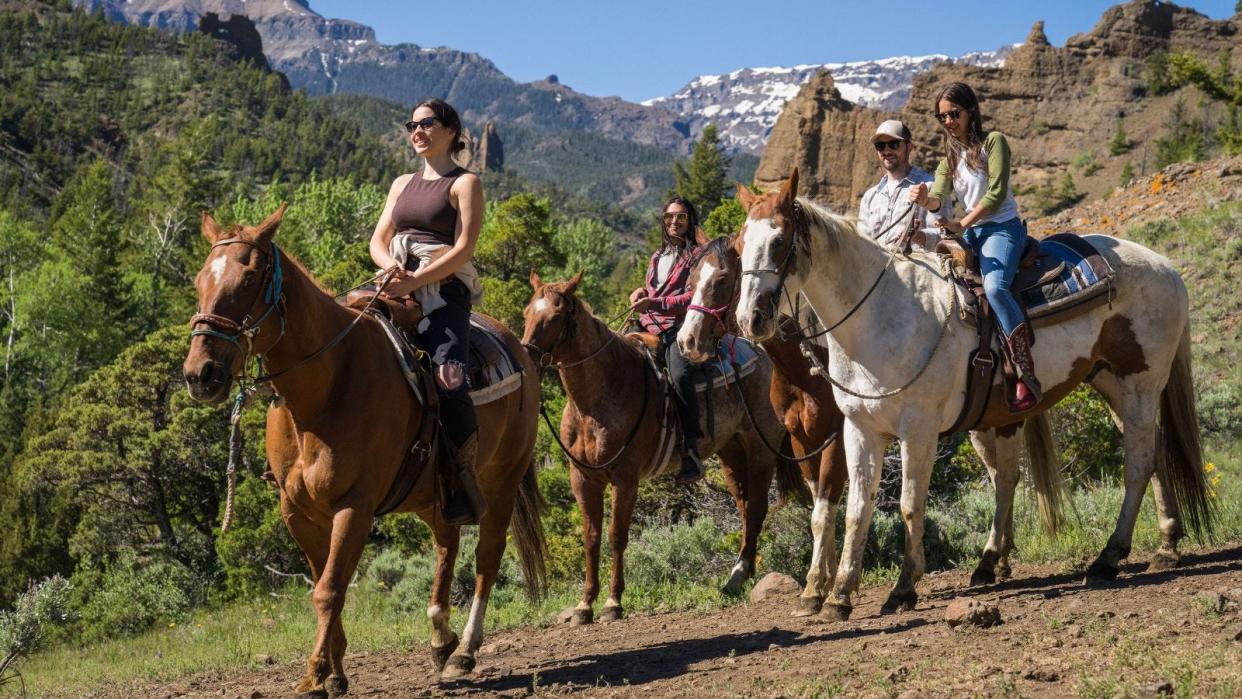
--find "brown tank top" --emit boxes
[391,167,467,246]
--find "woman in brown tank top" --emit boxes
[368,98,486,525]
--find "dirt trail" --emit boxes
[117,544,1242,698]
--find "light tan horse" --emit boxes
[183,205,545,695]
[735,171,1212,620]
[521,271,804,623]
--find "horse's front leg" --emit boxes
[601,480,638,622]
[572,468,605,625]
[968,428,1021,585]
[295,504,371,698]
[881,429,938,614]
[825,421,887,621]
[427,521,461,673]
[796,439,846,617]
[718,437,769,596]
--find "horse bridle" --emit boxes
[189,238,287,371]
[522,289,580,368]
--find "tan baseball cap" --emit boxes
[872,119,912,142]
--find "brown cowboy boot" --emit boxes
[1005,322,1042,413]
[443,432,487,526]
[675,439,704,485]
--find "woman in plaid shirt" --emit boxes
[629,196,709,484]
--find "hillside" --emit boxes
[755,0,1242,214]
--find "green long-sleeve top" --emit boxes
[930,131,1019,225]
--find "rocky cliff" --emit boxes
[756,1,1242,215]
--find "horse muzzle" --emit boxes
[737,301,777,342]
[183,357,233,404]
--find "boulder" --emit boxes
[944,597,1002,628]
[749,572,801,603]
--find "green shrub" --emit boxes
[625,517,733,588]
[1050,387,1123,484]
[0,576,70,686]
[69,553,200,644]
[373,513,433,557]
[1109,119,1132,156]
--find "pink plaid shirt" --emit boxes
[638,245,701,334]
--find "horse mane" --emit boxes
[543,282,647,363]
[795,197,858,253]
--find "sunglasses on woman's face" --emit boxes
[404,116,438,133]
[935,108,963,123]
[874,140,903,152]
[663,212,689,223]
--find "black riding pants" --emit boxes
[661,328,704,448]
[413,277,477,447]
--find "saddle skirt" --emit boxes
[948,232,1116,328]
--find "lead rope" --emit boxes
[221,388,249,533]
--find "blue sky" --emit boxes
[307,1,1239,102]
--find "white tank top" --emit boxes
[953,147,1019,225]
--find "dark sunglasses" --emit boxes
[935,108,963,123]
[404,116,438,133]
[663,212,689,223]
[874,140,903,152]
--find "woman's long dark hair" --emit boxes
[935,82,987,179]
[413,98,467,155]
[659,196,702,255]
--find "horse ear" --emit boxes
[735,182,758,210]
[254,202,288,243]
[529,269,543,290]
[201,212,224,243]
[778,168,799,207]
[565,269,584,294]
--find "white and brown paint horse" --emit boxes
[676,236,1064,614]
[735,170,1213,620]
[522,271,801,622]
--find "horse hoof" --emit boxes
[571,608,594,626]
[821,603,852,622]
[325,674,349,698]
[440,654,476,680]
[792,596,823,617]
[880,592,918,615]
[996,563,1012,581]
[599,605,624,623]
[969,566,996,587]
[1083,559,1119,585]
[1149,550,1181,571]
[430,632,460,672]
[721,581,744,598]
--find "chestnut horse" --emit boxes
[183,205,545,695]
[521,271,802,623]
[677,236,1065,614]
[735,171,1212,621]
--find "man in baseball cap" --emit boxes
[858,119,949,250]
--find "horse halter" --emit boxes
[189,237,286,372]
[522,289,579,368]
[686,253,742,345]
[739,201,807,323]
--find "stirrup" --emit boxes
[675,449,703,485]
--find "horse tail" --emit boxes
[511,457,548,601]
[775,431,813,508]
[1023,413,1067,535]
[1156,323,1214,539]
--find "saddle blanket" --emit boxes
[370,311,523,407]
[1019,233,1115,325]
[696,334,760,392]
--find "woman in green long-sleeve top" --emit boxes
[910,81,1040,412]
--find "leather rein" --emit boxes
[189,237,395,384]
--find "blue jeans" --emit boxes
[962,217,1027,337]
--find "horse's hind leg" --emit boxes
[601,480,639,622]
[1148,472,1185,570]
[719,436,770,596]
[427,521,461,672]
[442,493,519,679]
[968,428,1021,586]
[571,468,605,625]
[1086,374,1160,582]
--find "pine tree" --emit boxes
[1120,162,1135,187]
[673,123,731,220]
[1109,118,1131,156]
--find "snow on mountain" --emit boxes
[645,46,1016,154]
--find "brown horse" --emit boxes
[521,271,801,623]
[675,237,847,616]
[676,236,1066,612]
[183,205,545,695]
